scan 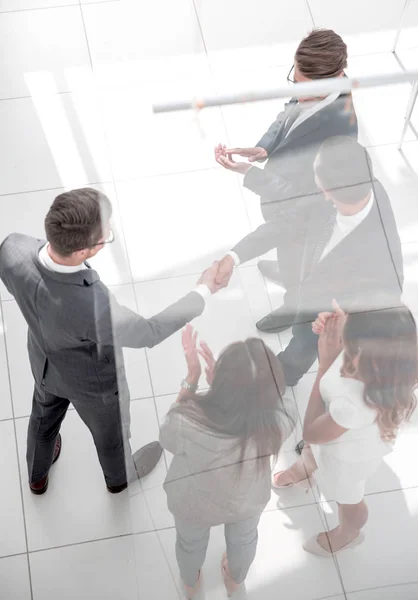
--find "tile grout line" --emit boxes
[0,0,118,17]
[305,0,316,28]
[25,524,176,556]
[0,305,34,599]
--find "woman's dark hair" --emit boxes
[45,188,112,256]
[295,29,347,79]
[171,338,292,474]
[342,304,418,440]
[315,137,373,205]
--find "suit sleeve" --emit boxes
[88,285,205,349]
[255,100,295,153]
[231,219,282,264]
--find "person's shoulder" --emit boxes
[2,233,40,250]
[0,233,41,264]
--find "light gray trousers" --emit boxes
[174,515,261,587]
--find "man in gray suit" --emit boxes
[0,188,221,495]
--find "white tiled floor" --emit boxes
[1,1,418,599]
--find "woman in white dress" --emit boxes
[273,301,417,556]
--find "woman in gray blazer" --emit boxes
[160,326,294,598]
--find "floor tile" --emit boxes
[0,6,90,100]
[308,0,417,54]
[347,583,418,599]
[0,420,27,557]
[159,504,344,600]
[2,300,34,418]
[368,142,418,244]
[0,0,76,13]
[0,92,111,195]
[134,267,281,397]
[30,536,139,600]
[0,303,12,420]
[100,85,226,180]
[365,427,418,496]
[82,0,209,84]
[354,83,413,147]
[0,554,31,600]
[346,53,416,148]
[334,488,418,593]
[15,411,154,551]
[196,0,313,71]
[118,169,250,281]
[30,531,181,600]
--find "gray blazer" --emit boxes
[0,234,205,400]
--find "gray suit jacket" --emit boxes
[0,234,205,400]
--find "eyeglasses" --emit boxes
[287,65,295,85]
[90,228,115,248]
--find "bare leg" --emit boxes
[273,445,318,486]
[317,500,368,552]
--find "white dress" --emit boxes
[310,354,393,504]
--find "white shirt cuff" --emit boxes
[226,251,241,267]
[194,284,211,300]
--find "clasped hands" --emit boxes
[197,254,236,294]
[214,143,268,174]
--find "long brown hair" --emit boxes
[341,305,418,440]
[171,338,292,473]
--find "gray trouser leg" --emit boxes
[225,515,261,584]
[174,517,210,587]
[27,384,69,483]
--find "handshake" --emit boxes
[197,255,236,294]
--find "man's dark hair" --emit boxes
[296,29,348,79]
[315,136,374,205]
[45,188,112,256]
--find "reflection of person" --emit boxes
[159,325,293,598]
[214,137,403,387]
[215,28,358,296]
[274,303,418,556]
[0,188,222,495]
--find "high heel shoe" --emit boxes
[272,470,316,491]
[221,554,240,597]
[303,531,365,557]
[183,571,201,599]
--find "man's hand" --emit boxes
[215,255,234,288]
[225,147,268,162]
[214,144,253,175]
[198,261,224,294]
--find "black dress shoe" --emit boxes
[133,441,163,479]
[256,306,295,333]
[257,260,284,286]
[29,433,62,495]
[107,482,128,494]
